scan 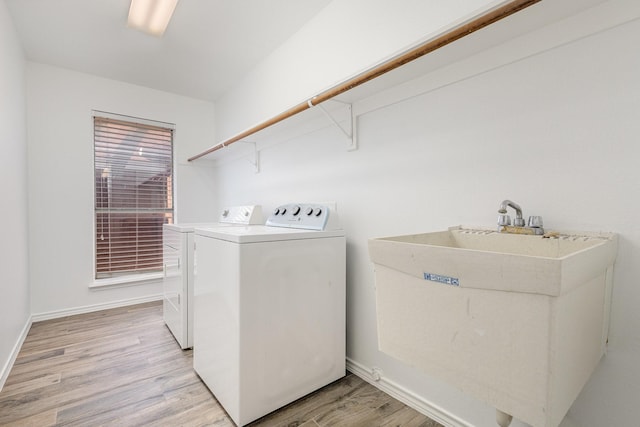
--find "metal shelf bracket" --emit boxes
[241,141,260,173]
[315,100,357,151]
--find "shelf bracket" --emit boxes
[315,100,357,151]
[241,141,260,173]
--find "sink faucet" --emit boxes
[497,199,544,235]
[498,199,525,227]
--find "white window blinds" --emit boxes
[94,114,174,279]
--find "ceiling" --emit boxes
[5,0,332,102]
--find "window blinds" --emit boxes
[94,115,174,279]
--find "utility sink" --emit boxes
[369,226,617,427]
[370,226,617,297]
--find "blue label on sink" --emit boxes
[424,272,459,286]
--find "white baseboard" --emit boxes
[346,358,472,427]
[0,315,32,392]
[31,294,163,322]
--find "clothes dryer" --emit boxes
[162,205,261,349]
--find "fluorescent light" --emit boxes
[127,0,179,37]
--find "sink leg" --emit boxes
[496,409,513,427]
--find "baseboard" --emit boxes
[346,358,472,427]
[0,315,33,392]
[31,294,163,322]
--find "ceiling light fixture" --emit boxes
[127,0,179,37]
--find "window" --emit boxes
[94,113,174,280]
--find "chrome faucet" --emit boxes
[497,199,544,235]
[498,199,524,227]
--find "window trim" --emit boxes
[89,272,164,289]
[93,110,176,132]
[92,110,176,286]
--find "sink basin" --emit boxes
[369,226,617,427]
[370,226,617,296]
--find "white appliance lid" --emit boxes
[194,225,345,243]
[164,222,222,233]
[164,205,262,232]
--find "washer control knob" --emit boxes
[314,208,323,217]
[281,208,287,215]
[305,207,314,216]
[292,205,301,216]
[273,208,280,215]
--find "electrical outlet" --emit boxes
[371,367,382,382]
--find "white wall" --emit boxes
[210,1,640,426]
[214,0,502,142]
[0,0,30,387]
[26,63,217,316]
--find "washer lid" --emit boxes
[194,225,345,243]
[164,205,263,232]
[164,222,221,233]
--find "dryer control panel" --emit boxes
[218,205,263,225]
[266,203,339,231]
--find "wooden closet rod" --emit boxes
[188,0,539,162]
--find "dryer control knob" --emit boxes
[314,208,323,217]
[305,207,314,216]
[273,208,280,215]
[292,206,301,216]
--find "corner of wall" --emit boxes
[0,316,32,392]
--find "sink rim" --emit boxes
[375,225,616,260]
[368,225,618,297]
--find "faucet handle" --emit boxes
[528,216,544,228]
[498,214,511,227]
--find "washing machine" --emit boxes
[162,205,262,349]
[193,203,346,426]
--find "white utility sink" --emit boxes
[369,226,617,427]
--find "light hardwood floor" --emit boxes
[0,301,442,426]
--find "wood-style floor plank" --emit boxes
[0,301,442,426]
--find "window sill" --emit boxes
[90,272,163,289]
